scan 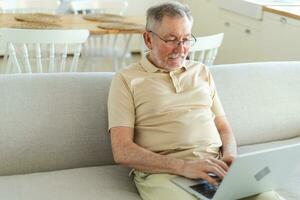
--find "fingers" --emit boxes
[210,158,229,172]
[181,158,230,184]
[203,158,228,180]
[200,172,219,186]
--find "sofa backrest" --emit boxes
[211,61,300,146]
[0,73,115,175]
[1,62,300,175]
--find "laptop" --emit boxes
[171,143,300,200]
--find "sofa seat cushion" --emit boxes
[0,165,140,200]
[238,136,300,200]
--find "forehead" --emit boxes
[154,15,192,36]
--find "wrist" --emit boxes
[174,159,186,176]
[222,146,237,157]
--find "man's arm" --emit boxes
[110,126,229,185]
[215,116,237,165]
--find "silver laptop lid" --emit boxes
[171,143,300,200]
[213,143,300,200]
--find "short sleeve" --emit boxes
[207,69,226,117]
[108,72,135,130]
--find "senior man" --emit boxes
[108,2,284,200]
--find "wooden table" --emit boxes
[0,14,146,35]
[0,14,146,58]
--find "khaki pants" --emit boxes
[133,171,285,200]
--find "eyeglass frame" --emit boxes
[147,30,197,48]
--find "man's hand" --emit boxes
[221,153,236,166]
[181,158,229,186]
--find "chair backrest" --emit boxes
[0,0,60,14]
[1,28,89,73]
[70,0,130,71]
[188,33,224,66]
[70,0,128,15]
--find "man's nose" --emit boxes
[174,42,185,53]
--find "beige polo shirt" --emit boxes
[108,55,225,160]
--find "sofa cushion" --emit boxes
[0,165,140,200]
[211,62,300,146]
[0,73,115,175]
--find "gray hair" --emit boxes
[146,1,193,31]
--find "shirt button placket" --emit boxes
[170,71,181,93]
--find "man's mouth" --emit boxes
[169,54,185,60]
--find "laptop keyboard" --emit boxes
[189,175,221,199]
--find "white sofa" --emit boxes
[0,62,299,200]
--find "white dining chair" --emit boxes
[70,0,128,15]
[0,0,60,14]
[1,28,89,73]
[188,33,224,66]
[70,0,131,71]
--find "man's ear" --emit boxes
[143,32,152,50]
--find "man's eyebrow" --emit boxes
[163,34,177,38]
[165,33,192,38]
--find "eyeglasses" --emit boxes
[148,31,197,48]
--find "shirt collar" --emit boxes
[140,53,189,73]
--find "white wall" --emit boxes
[185,0,300,64]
